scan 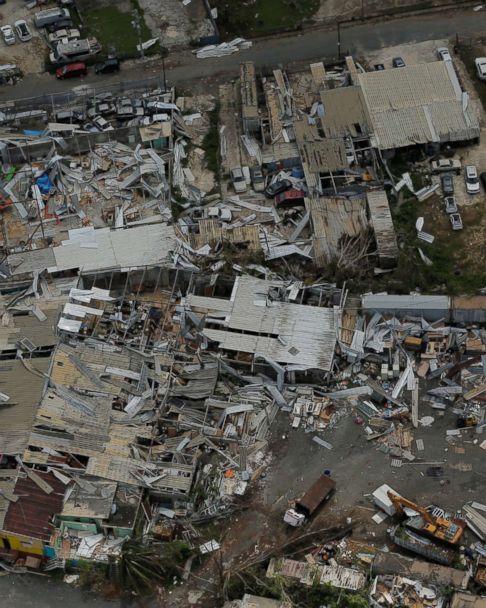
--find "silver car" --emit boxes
[449,213,463,231]
[14,20,32,43]
[444,196,457,214]
[0,25,16,46]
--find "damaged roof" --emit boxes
[0,358,51,455]
[357,61,480,150]
[8,223,177,276]
[185,276,338,371]
[3,470,65,542]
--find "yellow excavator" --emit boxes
[387,491,465,546]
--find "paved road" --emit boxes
[1,8,485,103]
[0,574,123,607]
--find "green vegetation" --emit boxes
[115,539,192,596]
[384,193,486,295]
[224,565,369,607]
[202,104,220,176]
[81,3,160,60]
[212,0,319,37]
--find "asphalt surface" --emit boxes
[1,8,486,103]
[0,574,123,607]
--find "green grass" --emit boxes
[384,195,486,295]
[202,103,220,175]
[81,5,159,59]
[213,0,319,37]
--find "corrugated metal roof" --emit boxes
[8,223,176,276]
[294,119,348,172]
[320,86,371,138]
[357,61,479,150]
[362,294,450,310]
[2,470,65,542]
[187,276,338,371]
[307,196,368,265]
[0,358,50,455]
[367,190,398,264]
[8,247,56,277]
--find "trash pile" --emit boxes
[195,38,253,59]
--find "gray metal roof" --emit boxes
[357,61,480,150]
[8,223,176,276]
[362,294,450,311]
[0,358,50,455]
[186,276,338,371]
[366,190,398,264]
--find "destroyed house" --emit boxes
[0,470,65,558]
[180,276,339,372]
[240,61,260,133]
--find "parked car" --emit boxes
[264,178,292,199]
[48,28,80,43]
[437,47,452,62]
[440,173,454,196]
[230,167,247,194]
[140,113,169,125]
[275,189,306,207]
[46,19,74,33]
[444,196,458,214]
[431,158,461,175]
[465,165,480,194]
[475,57,486,81]
[34,8,70,28]
[250,167,265,192]
[392,57,405,68]
[480,172,486,191]
[374,63,385,71]
[449,213,463,231]
[55,109,84,123]
[474,57,486,80]
[95,57,120,74]
[0,25,16,46]
[92,116,114,132]
[14,20,32,42]
[207,206,232,222]
[55,62,87,79]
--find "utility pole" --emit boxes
[337,21,341,60]
[131,10,144,59]
[361,0,364,20]
[162,55,167,92]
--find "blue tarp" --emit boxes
[23,130,43,137]
[36,173,54,194]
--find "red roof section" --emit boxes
[3,471,65,542]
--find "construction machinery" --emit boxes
[387,491,465,546]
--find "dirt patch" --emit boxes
[315,0,474,23]
[139,0,211,48]
[0,4,47,75]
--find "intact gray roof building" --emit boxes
[356,61,479,150]
[184,276,339,371]
[362,293,450,321]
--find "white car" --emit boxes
[208,206,232,222]
[92,116,114,132]
[48,28,80,43]
[0,25,16,46]
[465,165,480,194]
[14,20,32,43]
[475,57,486,81]
[437,47,451,62]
